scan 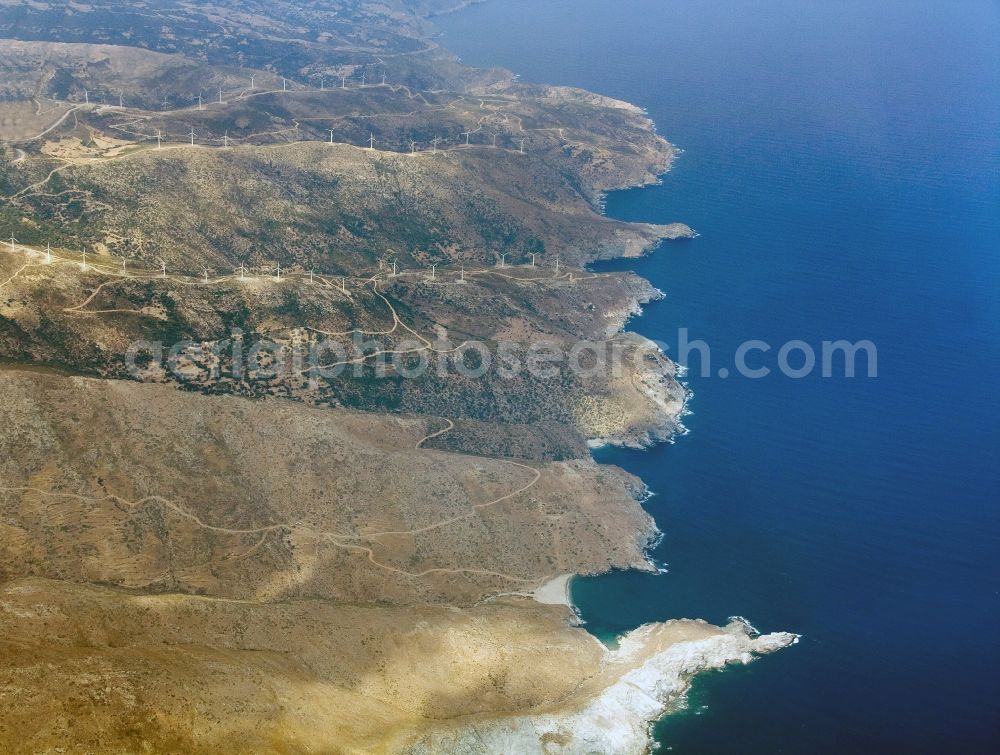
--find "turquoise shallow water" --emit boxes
[436,1,1000,751]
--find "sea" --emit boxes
[436,0,1000,751]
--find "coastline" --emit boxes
[422,6,801,752]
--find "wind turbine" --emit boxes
[381,70,388,86]
[45,243,52,264]
[341,74,347,89]
[250,74,255,89]
[340,276,347,293]
[8,232,16,251]
[218,86,224,104]
[161,95,170,110]
[282,77,288,91]
[530,253,536,266]
[275,263,281,282]
[197,92,204,110]
[189,126,196,145]
[460,264,466,283]
[122,259,127,273]
[361,72,367,86]
[430,264,436,280]
[159,259,166,278]
[555,254,560,274]
[391,261,397,277]
[81,246,87,271]
[498,253,506,268]
[119,92,125,108]
[223,132,230,148]
[328,128,335,144]
[320,77,326,91]
[309,269,315,284]
[492,132,498,147]
[410,140,417,155]
[461,131,471,146]
[156,129,162,149]
[83,89,89,104]
[517,138,526,154]
[238,264,246,280]
[368,133,375,150]
[431,137,441,154]
[203,267,210,283]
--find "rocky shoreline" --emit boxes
[402,619,799,754]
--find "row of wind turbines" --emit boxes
[80,65,395,112]
[6,233,566,288]
[76,67,531,155]
[150,125,527,154]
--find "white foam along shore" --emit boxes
[403,619,800,754]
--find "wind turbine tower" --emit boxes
[189,127,196,145]
[8,233,16,252]
[341,75,347,89]
[45,243,52,264]
[328,128,335,144]
[381,70,388,85]
[462,131,471,146]
[518,138,526,154]
[530,253,536,266]
[156,129,162,149]
[197,93,204,110]
[218,86,224,104]
[369,133,376,150]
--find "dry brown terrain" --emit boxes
[0,1,794,751]
[0,369,800,755]
[0,369,657,604]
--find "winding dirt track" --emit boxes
[0,413,542,585]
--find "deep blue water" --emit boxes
[436,1,1000,752]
